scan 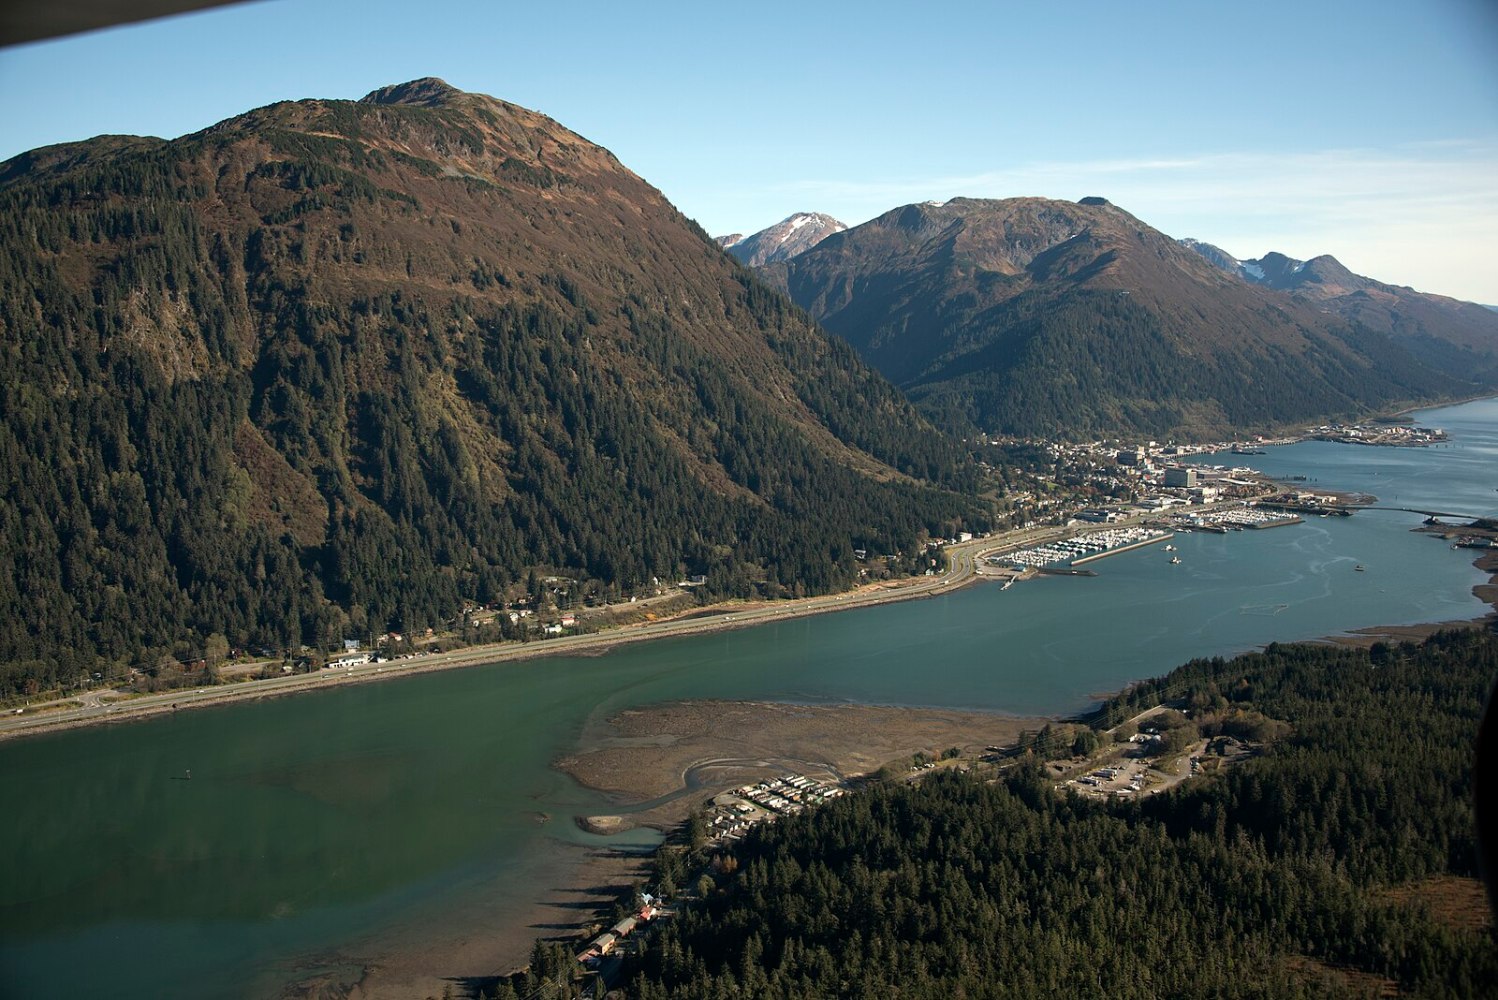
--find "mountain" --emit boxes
[718,212,847,267]
[761,197,1479,439]
[1180,240,1498,378]
[0,79,979,694]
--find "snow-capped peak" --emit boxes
[718,213,849,267]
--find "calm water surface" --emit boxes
[3,399,1495,998]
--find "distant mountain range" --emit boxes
[0,79,976,692]
[716,212,846,267]
[1179,239,1498,375]
[737,197,1498,438]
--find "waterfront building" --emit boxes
[1164,467,1198,488]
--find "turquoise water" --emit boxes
[1,399,1494,998]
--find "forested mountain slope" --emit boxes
[0,78,979,694]
[763,197,1479,439]
[624,629,1498,999]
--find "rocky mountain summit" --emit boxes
[718,212,847,267]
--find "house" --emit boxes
[543,623,563,636]
[342,639,362,652]
[560,614,576,628]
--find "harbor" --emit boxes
[989,526,1173,571]
[1165,506,1305,532]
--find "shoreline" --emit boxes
[329,700,1045,999]
[11,393,1496,745]
[0,548,995,743]
[9,507,1496,746]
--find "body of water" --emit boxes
[2,399,1495,998]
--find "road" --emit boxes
[0,499,1265,742]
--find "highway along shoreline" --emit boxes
[0,536,999,744]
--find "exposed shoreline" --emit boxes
[0,562,987,743]
[300,699,1044,1000]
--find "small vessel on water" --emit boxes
[1169,556,1181,565]
[1355,564,1365,572]
[1164,544,1176,551]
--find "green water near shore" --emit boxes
[2,399,1495,998]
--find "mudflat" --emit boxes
[559,699,1042,832]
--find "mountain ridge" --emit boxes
[717,212,847,267]
[762,196,1485,438]
[1180,238,1498,370]
[0,80,978,694]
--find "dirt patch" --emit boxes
[1379,874,1493,934]
[1334,616,1497,648]
[1284,955,1398,997]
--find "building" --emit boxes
[1164,466,1198,488]
[1117,450,1141,466]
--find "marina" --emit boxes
[991,526,1173,570]
[1167,506,1305,531]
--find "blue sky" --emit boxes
[2,0,1496,301]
